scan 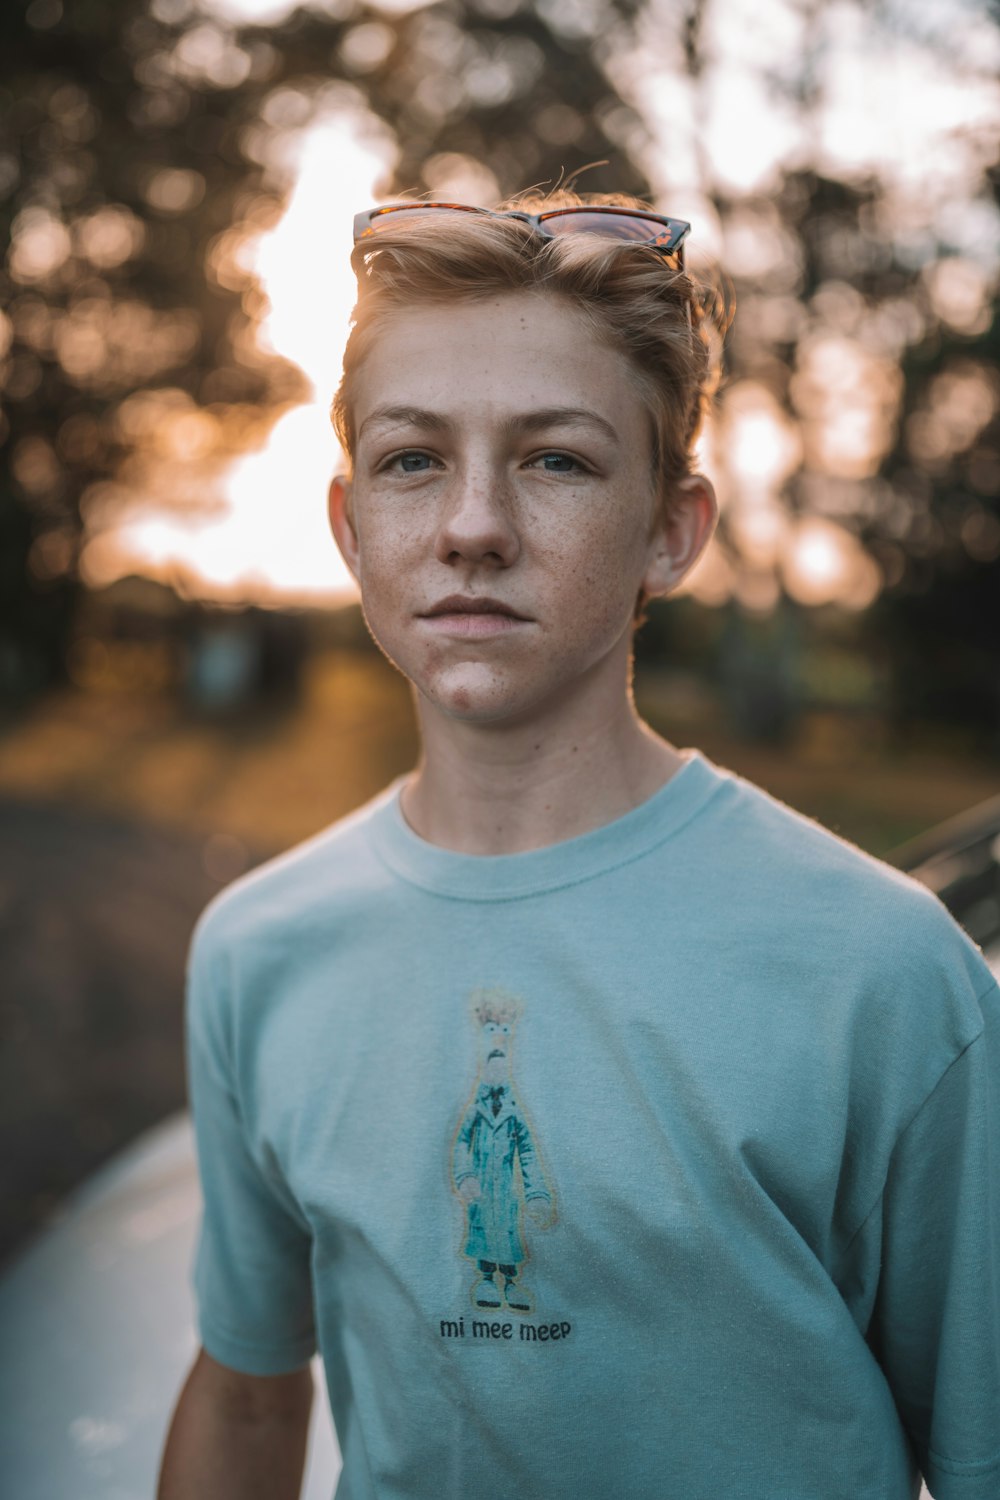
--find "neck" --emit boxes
[401,684,684,856]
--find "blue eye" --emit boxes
[535,453,581,474]
[398,452,432,472]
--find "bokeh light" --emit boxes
[83,102,397,603]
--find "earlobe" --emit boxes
[643,474,718,600]
[328,474,361,581]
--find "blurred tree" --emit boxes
[731,161,999,743]
[1,0,650,700]
[1,0,302,695]
[866,159,1000,742]
[636,0,1000,742]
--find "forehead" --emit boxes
[350,291,650,442]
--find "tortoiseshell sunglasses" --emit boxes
[353,203,691,265]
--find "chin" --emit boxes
[429,691,529,726]
[416,664,541,724]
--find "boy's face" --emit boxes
[330,290,714,729]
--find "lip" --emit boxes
[418,594,532,638]
[421,595,530,620]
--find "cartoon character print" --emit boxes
[451,990,554,1315]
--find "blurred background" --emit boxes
[2,0,999,1265]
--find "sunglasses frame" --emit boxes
[354,203,691,265]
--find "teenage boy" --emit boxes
[159,195,999,1500]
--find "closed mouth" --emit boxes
[421,595,530,620]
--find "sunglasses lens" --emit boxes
[356,204,689,258]
[540,211,683,252]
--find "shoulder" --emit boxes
[700,764,995,1032]
[188,781,399,986]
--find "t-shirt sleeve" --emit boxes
[186,918,317,1376]
[866,977,1000,1499]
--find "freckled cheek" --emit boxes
[554,532,644,628]
[355,498,426,552]
[355,524,424,617]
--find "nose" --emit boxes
[433,463,520,569]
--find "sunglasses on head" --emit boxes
[354,203,691,265]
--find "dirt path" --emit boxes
[0,798,246,1265]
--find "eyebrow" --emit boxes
[357,404,620,446]
[502,407,620,446]
[358,406,450,441]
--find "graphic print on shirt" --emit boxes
[451,989,555,1316]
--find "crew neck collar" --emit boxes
[369,750,727,901]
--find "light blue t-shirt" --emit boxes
[187,753,1000,1500]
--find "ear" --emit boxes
[328,474,361,583]
[641,474,718,600]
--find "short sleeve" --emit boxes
[186,920,316,1376]
[867,979,1000,1499]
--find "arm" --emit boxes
[866,981,1000,1499]
[452,1100,481,1196]
[513,1114,553,1224]
[158,1347,313,1500]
